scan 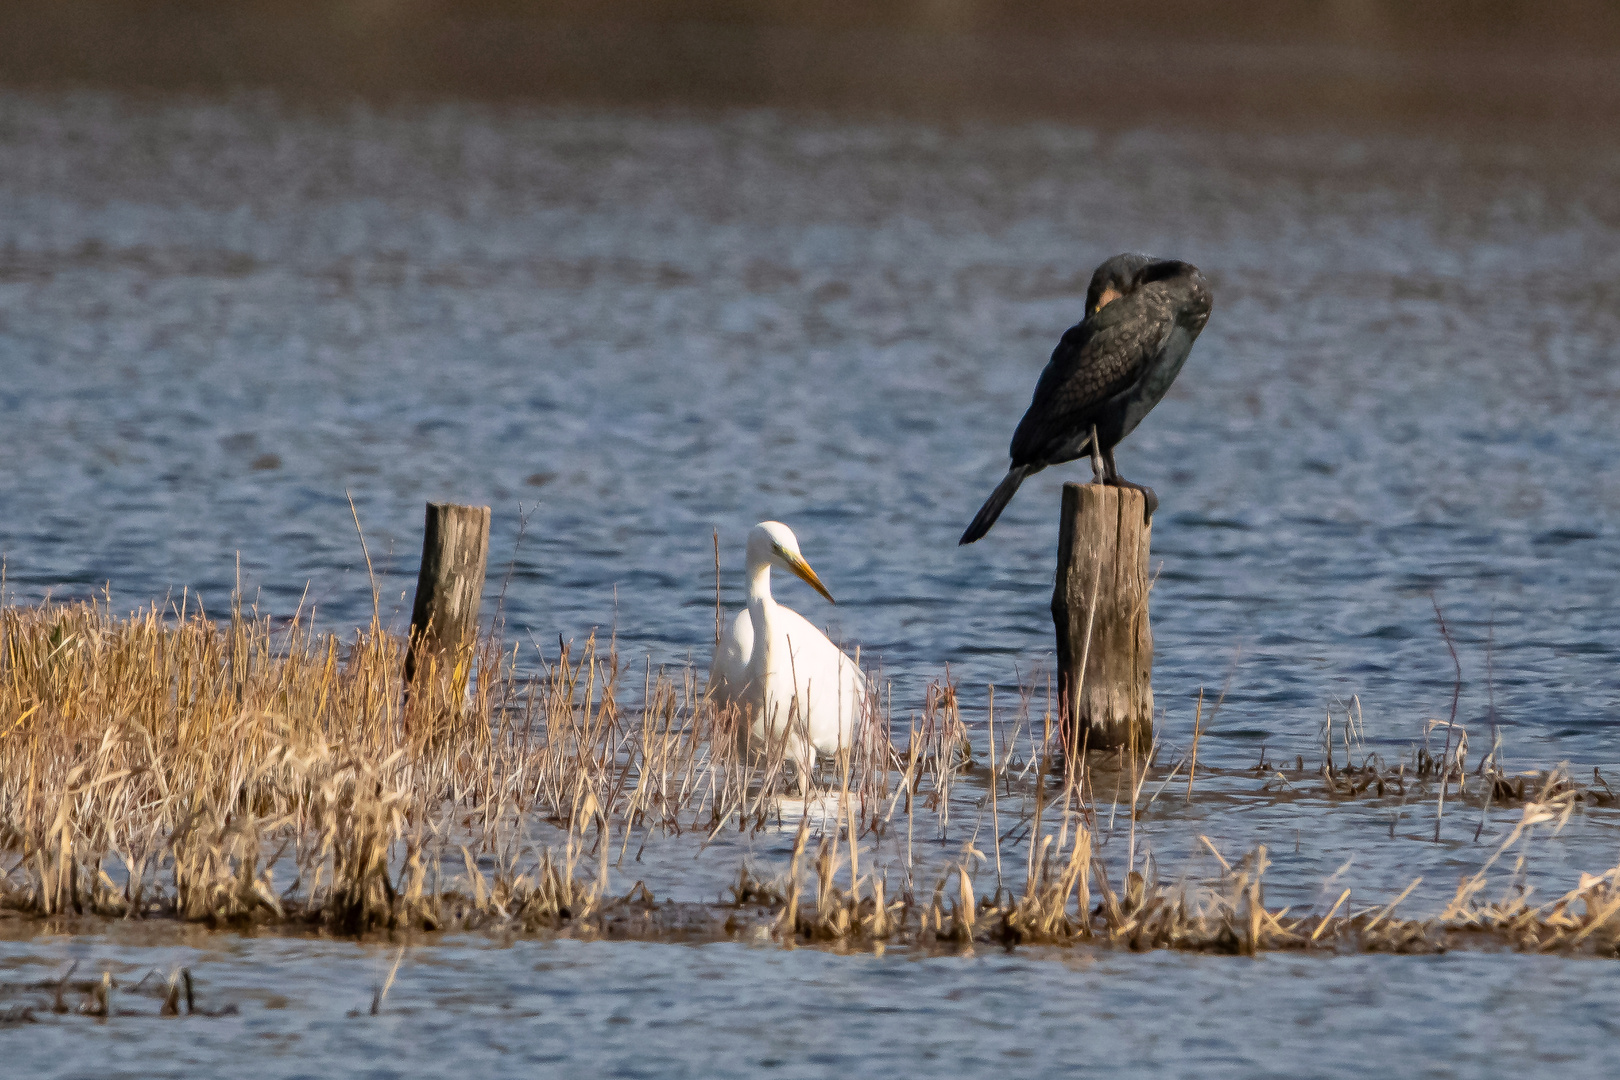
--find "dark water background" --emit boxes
[1,38,1619,1076]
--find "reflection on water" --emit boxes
[1,87,1619,1071]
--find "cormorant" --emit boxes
[959,253,1212,544]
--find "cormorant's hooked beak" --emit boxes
[775,544,836,604]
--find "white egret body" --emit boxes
[709,522,867,773]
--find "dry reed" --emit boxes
[4,595,1620,958]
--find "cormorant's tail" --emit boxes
[959,464,1040,545]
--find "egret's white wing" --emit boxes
[708,608,755,707]
[770,603,868,757]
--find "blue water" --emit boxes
[6,930,1620,1079]
[2,95,1617,773]
[1,89,1618,1075]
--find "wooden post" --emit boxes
[404,503,491,687]
[1051,482,1153,754]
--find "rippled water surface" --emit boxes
[3,93,1618,758]
[2,89,1619,1074]
[8,927,1620,1079]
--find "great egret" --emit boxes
[960,254,1213,542]
[709,521,867,779]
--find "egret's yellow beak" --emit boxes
[778,546,836,604]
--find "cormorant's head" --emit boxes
[1084,254,1208,320]
[1084,253,1154,318]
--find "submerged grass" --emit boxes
[3,594,1620,958]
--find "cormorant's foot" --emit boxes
[1103,477,1159,521]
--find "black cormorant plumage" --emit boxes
[959,253,1212,544]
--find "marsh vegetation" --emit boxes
[3,594,1618,959]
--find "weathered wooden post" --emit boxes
[1051,482,1153,754]
[404,502,491,688]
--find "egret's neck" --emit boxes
[745,559,778,686]
[746,559,775,610]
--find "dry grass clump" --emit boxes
[0,962,237,1021]
[734,736,1620,957]
[5,595,1620,960]
[745,789,1620,957]
[0,595,663,929]
[1,594,509,929]
[0,593,922,934]
[1251,700,1618,813]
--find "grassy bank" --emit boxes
[2,595,1618,957]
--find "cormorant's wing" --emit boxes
[1007,289,1178,466]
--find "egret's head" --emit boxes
[747,521,836,603]
[1084,252,1154,318]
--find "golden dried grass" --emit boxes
[4,596,1620,958]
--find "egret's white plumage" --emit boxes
[709,522,867,775]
